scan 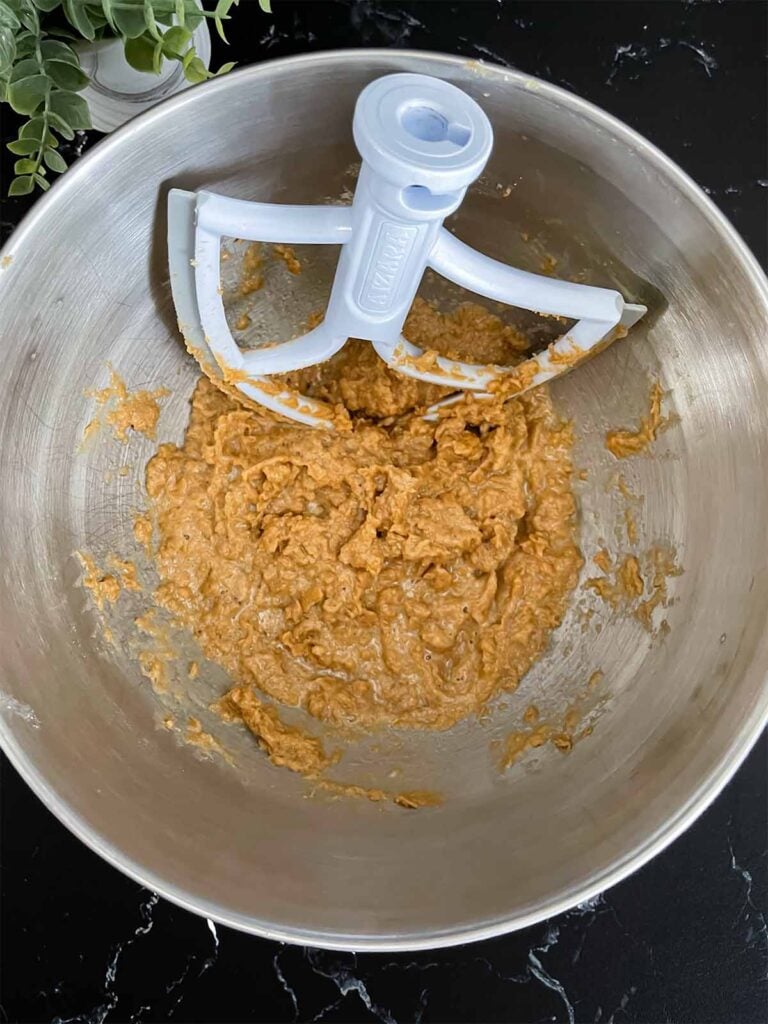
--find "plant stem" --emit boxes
[31,33,51,183]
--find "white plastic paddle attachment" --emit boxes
[168,73,646,426]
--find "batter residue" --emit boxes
[78,552,121,610]
[605,380,666,458]
[85,369,169,443]
[144,301,583,741]
[585,544,681,633]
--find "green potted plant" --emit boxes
[0,0,267,196]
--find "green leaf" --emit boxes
[7,137,38,154]
[8,175,34,195]
[34,172,50,190]
[14,157,37,174]
[182,53,208,84]
[40,39,80,65]
[182,0,201,30]
[32,0,63,11]
[47,109,75,137]
[213,0,234,43]
[10,57,40,83]
[17,118,61,148]
[0,5,21,30]
[154,5,172,28]
[47,25,78,41]
[45,57,89,90]
[88,8,108,31]
[19,116,45,139]
[123,33,156,73]
[62,0,95,40]
[49,88,91,128]
[0,27,16,72]
[113,0,147,39]
[258,0,271,12]
[8,74,48,114]
[13,29,37,58]
[160,24,190,58]
[43,147,67,172]
[214,60,235,76]
[100,0,118,31]
[16,2,39,34]
[174,0,184,26]
[143,0,161,41]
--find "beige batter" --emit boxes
[605,380,665,458]
[143,301,583,758]
[84,369,169,443]
[585,545,681,634]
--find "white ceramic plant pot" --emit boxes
[76,19,210,132]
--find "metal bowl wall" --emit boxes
[1,51,767,950]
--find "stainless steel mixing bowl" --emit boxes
[1,50,767,951]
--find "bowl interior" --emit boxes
[1,51,767,949]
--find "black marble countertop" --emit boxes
[1,3,766,1022]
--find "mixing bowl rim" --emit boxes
[1,48,767,952]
